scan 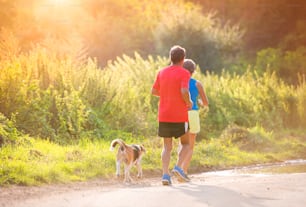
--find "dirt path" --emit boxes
[0,174,162,207]
[1,172,306,207]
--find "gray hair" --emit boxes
[183,59,196,74]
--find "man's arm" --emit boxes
[181,88,193,109]
[151,88,160,97]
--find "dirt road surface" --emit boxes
[1,172,306,207]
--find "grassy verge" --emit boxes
[0,138,114,186]
[1,127,305,186]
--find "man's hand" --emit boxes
[187,100,193,109]
[198,99,208,108]
[198,99,204,107]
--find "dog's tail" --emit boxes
[109,138,127,151]
[139,145,146,153]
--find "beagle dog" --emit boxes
[110,138,146,182]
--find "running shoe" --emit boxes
[161,174,172,185]
[172,166,190,182]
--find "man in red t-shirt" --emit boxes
[151,45,192,185]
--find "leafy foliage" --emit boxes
[154,3,244,72]
[0,0,245,73]
[0,113,20,146]
[255,47,306,84]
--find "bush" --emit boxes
[280,47,306,84]
[255,47,306,85]
[0,113,20,146]
[255,48,282,75]
[154,3,244,73]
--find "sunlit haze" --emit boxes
[46,0,73,6]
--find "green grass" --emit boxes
[0,137,115,186]
[1,127,305,186]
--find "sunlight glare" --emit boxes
[47,0,71,6]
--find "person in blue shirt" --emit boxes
[182,59,209,177]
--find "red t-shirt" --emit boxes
[152,65,190,122]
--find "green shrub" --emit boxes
[255,48,282,75]
[154,3,244,73]
[0,113,20,146]
[255,47,306,85]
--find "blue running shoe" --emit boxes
[162,174,172,185]
[172,166,190,182]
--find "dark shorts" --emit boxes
[158,122,189,138]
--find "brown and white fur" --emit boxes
[110,138,146,182]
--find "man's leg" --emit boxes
[171,132,190,182]
[162,137,173,175]
[182,133,197,174]
[176,132,190,169]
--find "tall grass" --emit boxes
[0,48,305,143]
[197,69,306,138]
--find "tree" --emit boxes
[154,3,244,72]
[190,0,306,53]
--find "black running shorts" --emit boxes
[158,122,189,138]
